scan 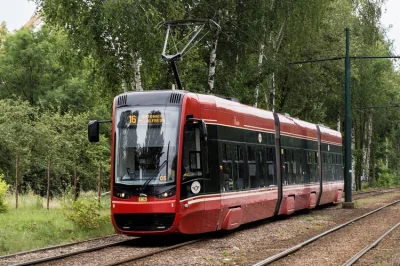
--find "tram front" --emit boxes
[89,91,184,235]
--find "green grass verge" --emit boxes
[0,192,114,256]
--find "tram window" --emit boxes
[266,147,275,186]
[221,142,234,192]
[258,147,267,187]
[322,153,328,181]
[222,143,232,161]
[266,147,274,162]
[307,151,317,183]
[294,149,303,184]
[182,126,202,180]
[247,145,258,188]
[282,149,288,185]
[234,145,246,190]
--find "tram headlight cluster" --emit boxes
[114,189,131,199]
[156,188,175,199]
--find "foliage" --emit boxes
[375,160,395,187]
[0,192,113,255]
[0,99,110,196]
[63,198,101,230]
[0,174,8,213]
[0,0,396,192]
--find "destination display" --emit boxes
[128,113,164,125]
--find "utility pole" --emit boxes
[343,28,354,208]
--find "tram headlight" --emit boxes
[114,189,130,199]
[156,188,175,199]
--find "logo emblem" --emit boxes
[191,181,201,194]
[234,116,240,126]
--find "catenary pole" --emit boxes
[344,28,353,207]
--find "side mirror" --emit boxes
[201,120,208,142]
[186,118,207,142]
[88,120,99,142]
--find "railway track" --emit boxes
[2,235,132,266]
[2,234,205,266]
[342,221,400,265]
[103,238,205,266]
[252,199,400,265]
[351,187,400,200]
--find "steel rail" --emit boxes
[343,221,400,266]
[252,199,400,266]
[0,234,118,260]
[9,239,132,266]
[347,187,400,200]
[103,238,205,266]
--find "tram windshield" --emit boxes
[114,106,179,186]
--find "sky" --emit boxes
[0,0,399,55]
[0,0,36,31]
[380,0,400,56]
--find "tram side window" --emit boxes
[247,145,258,188]
[266,147,275,186]
[234,145,246,190]
[282,149,288,185]
[307,151,318,183]
[258,147,266,187]
[294,149,303,184]
[322,153,328,181]
[331,153,335,181]
[221,143,233,192]
[287,149,295,185]
[182,126,202,180]
[338,154,344,180]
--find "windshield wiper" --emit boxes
[140,141,170,193]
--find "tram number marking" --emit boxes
[129,115,137,124]
[138,196,147,202]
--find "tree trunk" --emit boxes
[254,44,264,108]
[268,24,284,112]
[363,115,372,183]
[15,154,18,209]
[132,54,142,91]
[47,158,50,210]
[98,162,102,203]
[122,79,127,92]
[385,137,389,168]
[74,163,78,201]
[351,127,356,190]
[269,72,276,112]
[207,28,220,93]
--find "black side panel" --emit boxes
[273,113,282,216]
[316,125,323,206]
[205,139,220,193]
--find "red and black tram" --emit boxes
[88,90,343,235]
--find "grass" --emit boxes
[354,192,399,207]
[0,191,114,256]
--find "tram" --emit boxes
[88,90,343,235]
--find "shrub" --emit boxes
[63,198,101,229]
[376,160,394,187]
[0,174,9,213]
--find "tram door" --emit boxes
[180,122,205,233]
